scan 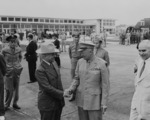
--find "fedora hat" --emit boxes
[36,42,59,54]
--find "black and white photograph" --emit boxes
[0,0,150,120]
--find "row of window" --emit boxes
[1,17,84,24]
[0,23,90,29]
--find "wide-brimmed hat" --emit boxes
[78,41,95,52]
[36,42,59,54]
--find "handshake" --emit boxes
[63,89,76,101]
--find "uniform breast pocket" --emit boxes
[89,70,100,75]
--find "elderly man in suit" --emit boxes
[130,40,150,120]
[35,42,69,120]
[66,41,109,120]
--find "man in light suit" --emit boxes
[66,41,109,120]
[130,40,150,120]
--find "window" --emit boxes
[15,18,20,21]
[60,20,63,23]
[81,21,83,24]
[1,17,7,21]
[55,25,59,28]
[32,24,37,28]
[38,24,43,28]
[73,20,76,23]
[55,19,59,23]
[60,25,64,28]
[28,18,33,22]
[3,24,9,28]
[50,25,54,28]
[34,19,38,22]
[8,18,14,21]
[69,20,72,23]
[44,25,49,29]
[22,18,27,22]
[45,19,49,23]
[77,21,80,23]
[40,19,44,22]
[64,20,68,23]
[50,19,54,22]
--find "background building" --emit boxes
[0,15,116,35]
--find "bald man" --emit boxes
[130,40,150,120]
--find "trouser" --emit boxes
[5,70,21,108]
[61,41,66,52]
[78,107,102,120]
[0,78,5,116]
[130,108,147,120]
[71,58,79,79]
[28,60,37,82]
[39,108,63,120]
[103,38,106,47]
[55,56,61,67]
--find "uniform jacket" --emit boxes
[131,57,150,119]
[94,47,110,66]
[68,42,81,59]
[69,56,109,110]
[25,40,37,62]
[35,61,65,111]
[1,46,23,77]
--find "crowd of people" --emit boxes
[0,29,150,120]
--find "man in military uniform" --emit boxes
[68,33,82,79]
[1,35,23,110]
[66,41,109,120]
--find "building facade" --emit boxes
[0,15,116,35]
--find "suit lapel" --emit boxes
[41,61,58,78]
[52,62,59,76]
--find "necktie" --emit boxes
[139,61,145,77]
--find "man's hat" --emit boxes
[6,35,17,42]
[78,41,95,52]
[36,42,59,54]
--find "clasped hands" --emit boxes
[63,88,73,98]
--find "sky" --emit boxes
[0,0,149,25]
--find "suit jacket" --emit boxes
[25,40,37,62]
[35,61,65,111]
[69,56,109,110]
[131,57,150,119]
[0,54,6,80]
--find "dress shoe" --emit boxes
[13,104,21,109]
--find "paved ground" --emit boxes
[4,42,138,120]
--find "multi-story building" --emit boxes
[0,15,116,35]
[83,19,116,34]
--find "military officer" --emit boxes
[68,33,82,79]
[66,41,110,120]
[2,35,23,110]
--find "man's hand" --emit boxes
[63,89,71,98]
[101,105,107,114]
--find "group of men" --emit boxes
[0,32,38,120]
[0,30,150,120]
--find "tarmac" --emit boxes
[3,38,138,120]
